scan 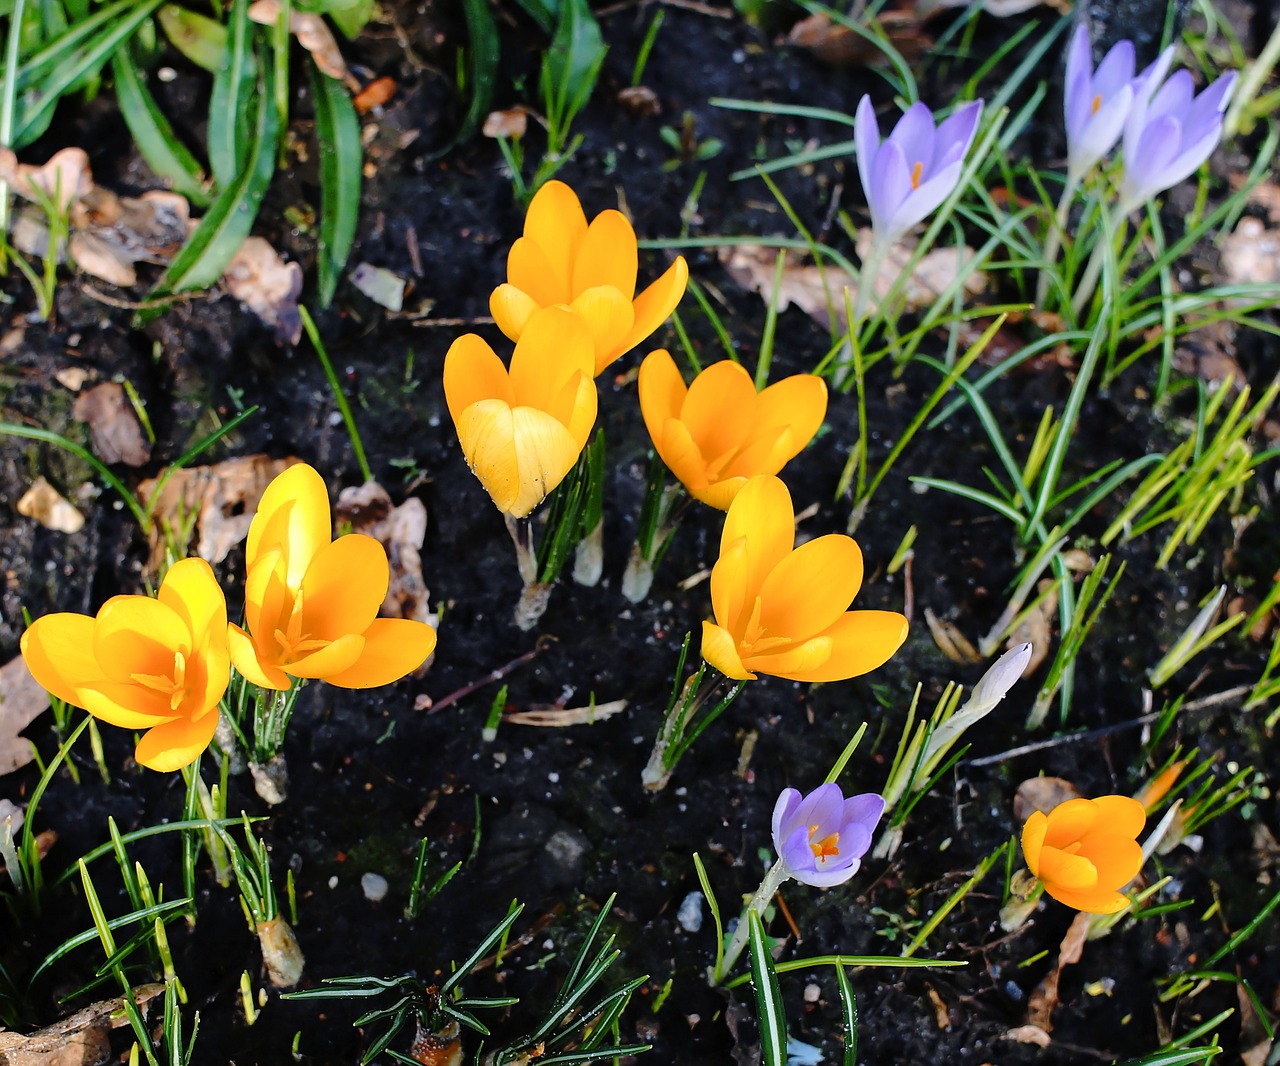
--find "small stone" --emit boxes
[361,872,389,902]
[676,891,703,933]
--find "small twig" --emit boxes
[410,315,496,328]
[80,284,202,311]
[423,637,555,715]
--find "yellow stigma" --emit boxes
[910,160,923,190]
[808,825,841,860]
[1091,93,1102,115]
[131,649,190,711]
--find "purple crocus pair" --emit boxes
[771,782,884,887]
[1064,24,1235,212]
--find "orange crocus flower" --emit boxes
[1021,795,1146,913]
[21,558,231,772]
[701,475,908,682]
[229,464,437,690]
[489,180,688,376]
[444,306,598,518]
[638,350,828,510]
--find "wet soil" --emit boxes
[2,2,1279,1064]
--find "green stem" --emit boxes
[714,858,790,984]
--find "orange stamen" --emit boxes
[1091,93,1102,115]
[910,161,923,190]
[808,825,841,860]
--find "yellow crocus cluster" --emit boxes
[21,463,438,771]
[447,181,688,516]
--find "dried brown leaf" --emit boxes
[505,700,628,726]
[0,656,48,776]
[248,1,350,82]
[67,230,137,287]
[137,455,302,569]
[483,108,529,139]
[1004,1024,1051,1047]
[1220,217,1280,287]
[1013,776,1082,823]
[1027,912,1091,1031]
[223,237,303,345]
[72,382,151,467]
[0,985,163,1064]
[334,482,435,642]
[16,477,85,534]
[924,607,981,664]
[786,10,931,67]
[0,146,92,212]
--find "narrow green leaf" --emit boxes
[207,0,256,191]
[309,56,361,307]
[443,0,498,153]
[111,45,211,206]
[748,911,786,1066]
[835,962,857,1066]
[156,3,227,72]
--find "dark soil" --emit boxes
[2,2,1278,1065]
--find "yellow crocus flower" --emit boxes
[1021,795,1146,914]
[638,350,828,510]
[21,558,231,772]
[229,464,437,690]
[444,306,598,518]
[489,180,688,376]
[702,475,908,682]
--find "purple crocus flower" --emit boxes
[854,95,983,245]
[1065,26,1174,182]
[771,783,884,888]
[1119,68,1236,213]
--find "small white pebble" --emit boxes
[328,875,339,889]
[157,66,177,82]
[676,891,703,933]
[548,772,560,784]
[361,872,389,901]
[804,983,821,1003]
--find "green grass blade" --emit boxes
[748,910,786,1066]
[207,0,255,191]
[309,56,362,307]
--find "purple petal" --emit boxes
[934,101,982,168]
[841,792,886,832]
[771,787,803,849]
[870,140,913,239]
[1064,24,1092,109]
[788,782,845,837]
[854,95,880,209]
[792,855,861,889]
[1092,39,1136,97]
[892,159,963,235]
[1152,120,1225,195]
[1122,113,1183,207]
[1196,70,1236,117]
[1148,69,1194,123]
[838,822,873,860]
[1070,83,1132,177]
[1134,44,1175,103]
[779,822,816,875]
[885,102,937,170]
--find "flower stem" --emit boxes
[1072,204,1126,319]
[1036,174,1081,308]
[713,857,790,984]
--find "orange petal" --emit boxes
[709,536,750,638]
[557,372,599,452]
[509,406,585,518]
[242,550,290,658]
[490,284,539,342]
[285,632,366,680]
[229,624,291,690]
[522,180,587,296]
[756,534,863,639]
[158,557,228,651]
[444,333,513,427]
[572,210,638,299]
[1022,810,1048,875]
[1043,797,1104,849]
[719,475,795,595]
[1037,846,1099,890]
[692,476,749,511]
[321,618,438,688]
[756,374,828,459]
[94,597,187,679]
[701,620,755,681]
[721,425,795,481]
[1082,835,1144,889]
[1086,795,1146,841]
[657,417,711,498]
[247,463,331,589]
[133,710,221,773]
[681,360,756,462]
[1044,883,1132,914]
[638,349,687,447]
[21,613,104,708]
[509,306,596,411]
[456,399,520,513]
[568,287,635,375]
[301,534,390,641]
[508,235,569,308]
[742,635,835,682]
[607,255,688,369]
[79,684,178,728]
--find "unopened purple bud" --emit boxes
[1064,25,1137,181]
[771,783,884,888]
[855,95,983,246]
[1119,69,1235,213]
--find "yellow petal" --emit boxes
[229,624,291,690]
[133,711,220,773]
[301,534,390,640]
[638,349,687,448]
[158,557,227,648]
[444,333,513,427]
[605,255,688,370]
[1087,795,1146,841]
[247,463,331,590]
[721,425,794,481]
[701,620,755,681]
[508,235,569,308]
[242,549,290,660]
[285,632,366,680]
[1043,798,1103,849]
[522,179,587,296]
[94,597,187,679]
[321,618,438,688]
[1022,811,1048,875]
[572,210,638,299]
[509,406,585,518]
[681,360,756,461]
[658,417,713,500]
[1037,846,1099,890]
[756,534,863,639]
[1044,885,1132,914]
[509,306,596,411]
[1083,835,1144,889]
[719,475,795,597]
[558,372,599,452]
[569,287,635,375]
[742,635,834,682]
[490,284,539,342]
[692,476,748,511]
[79,684,178,728]
[755,374,827,459]
[794,610,907,682]
[456,399,520,513]
[21,613,104,708]
[709,536,750,639]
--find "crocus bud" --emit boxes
[968,641,1034,715]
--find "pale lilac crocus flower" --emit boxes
[713,782,884,982]
[1118,68,1236,214]
[854,95,983,245]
